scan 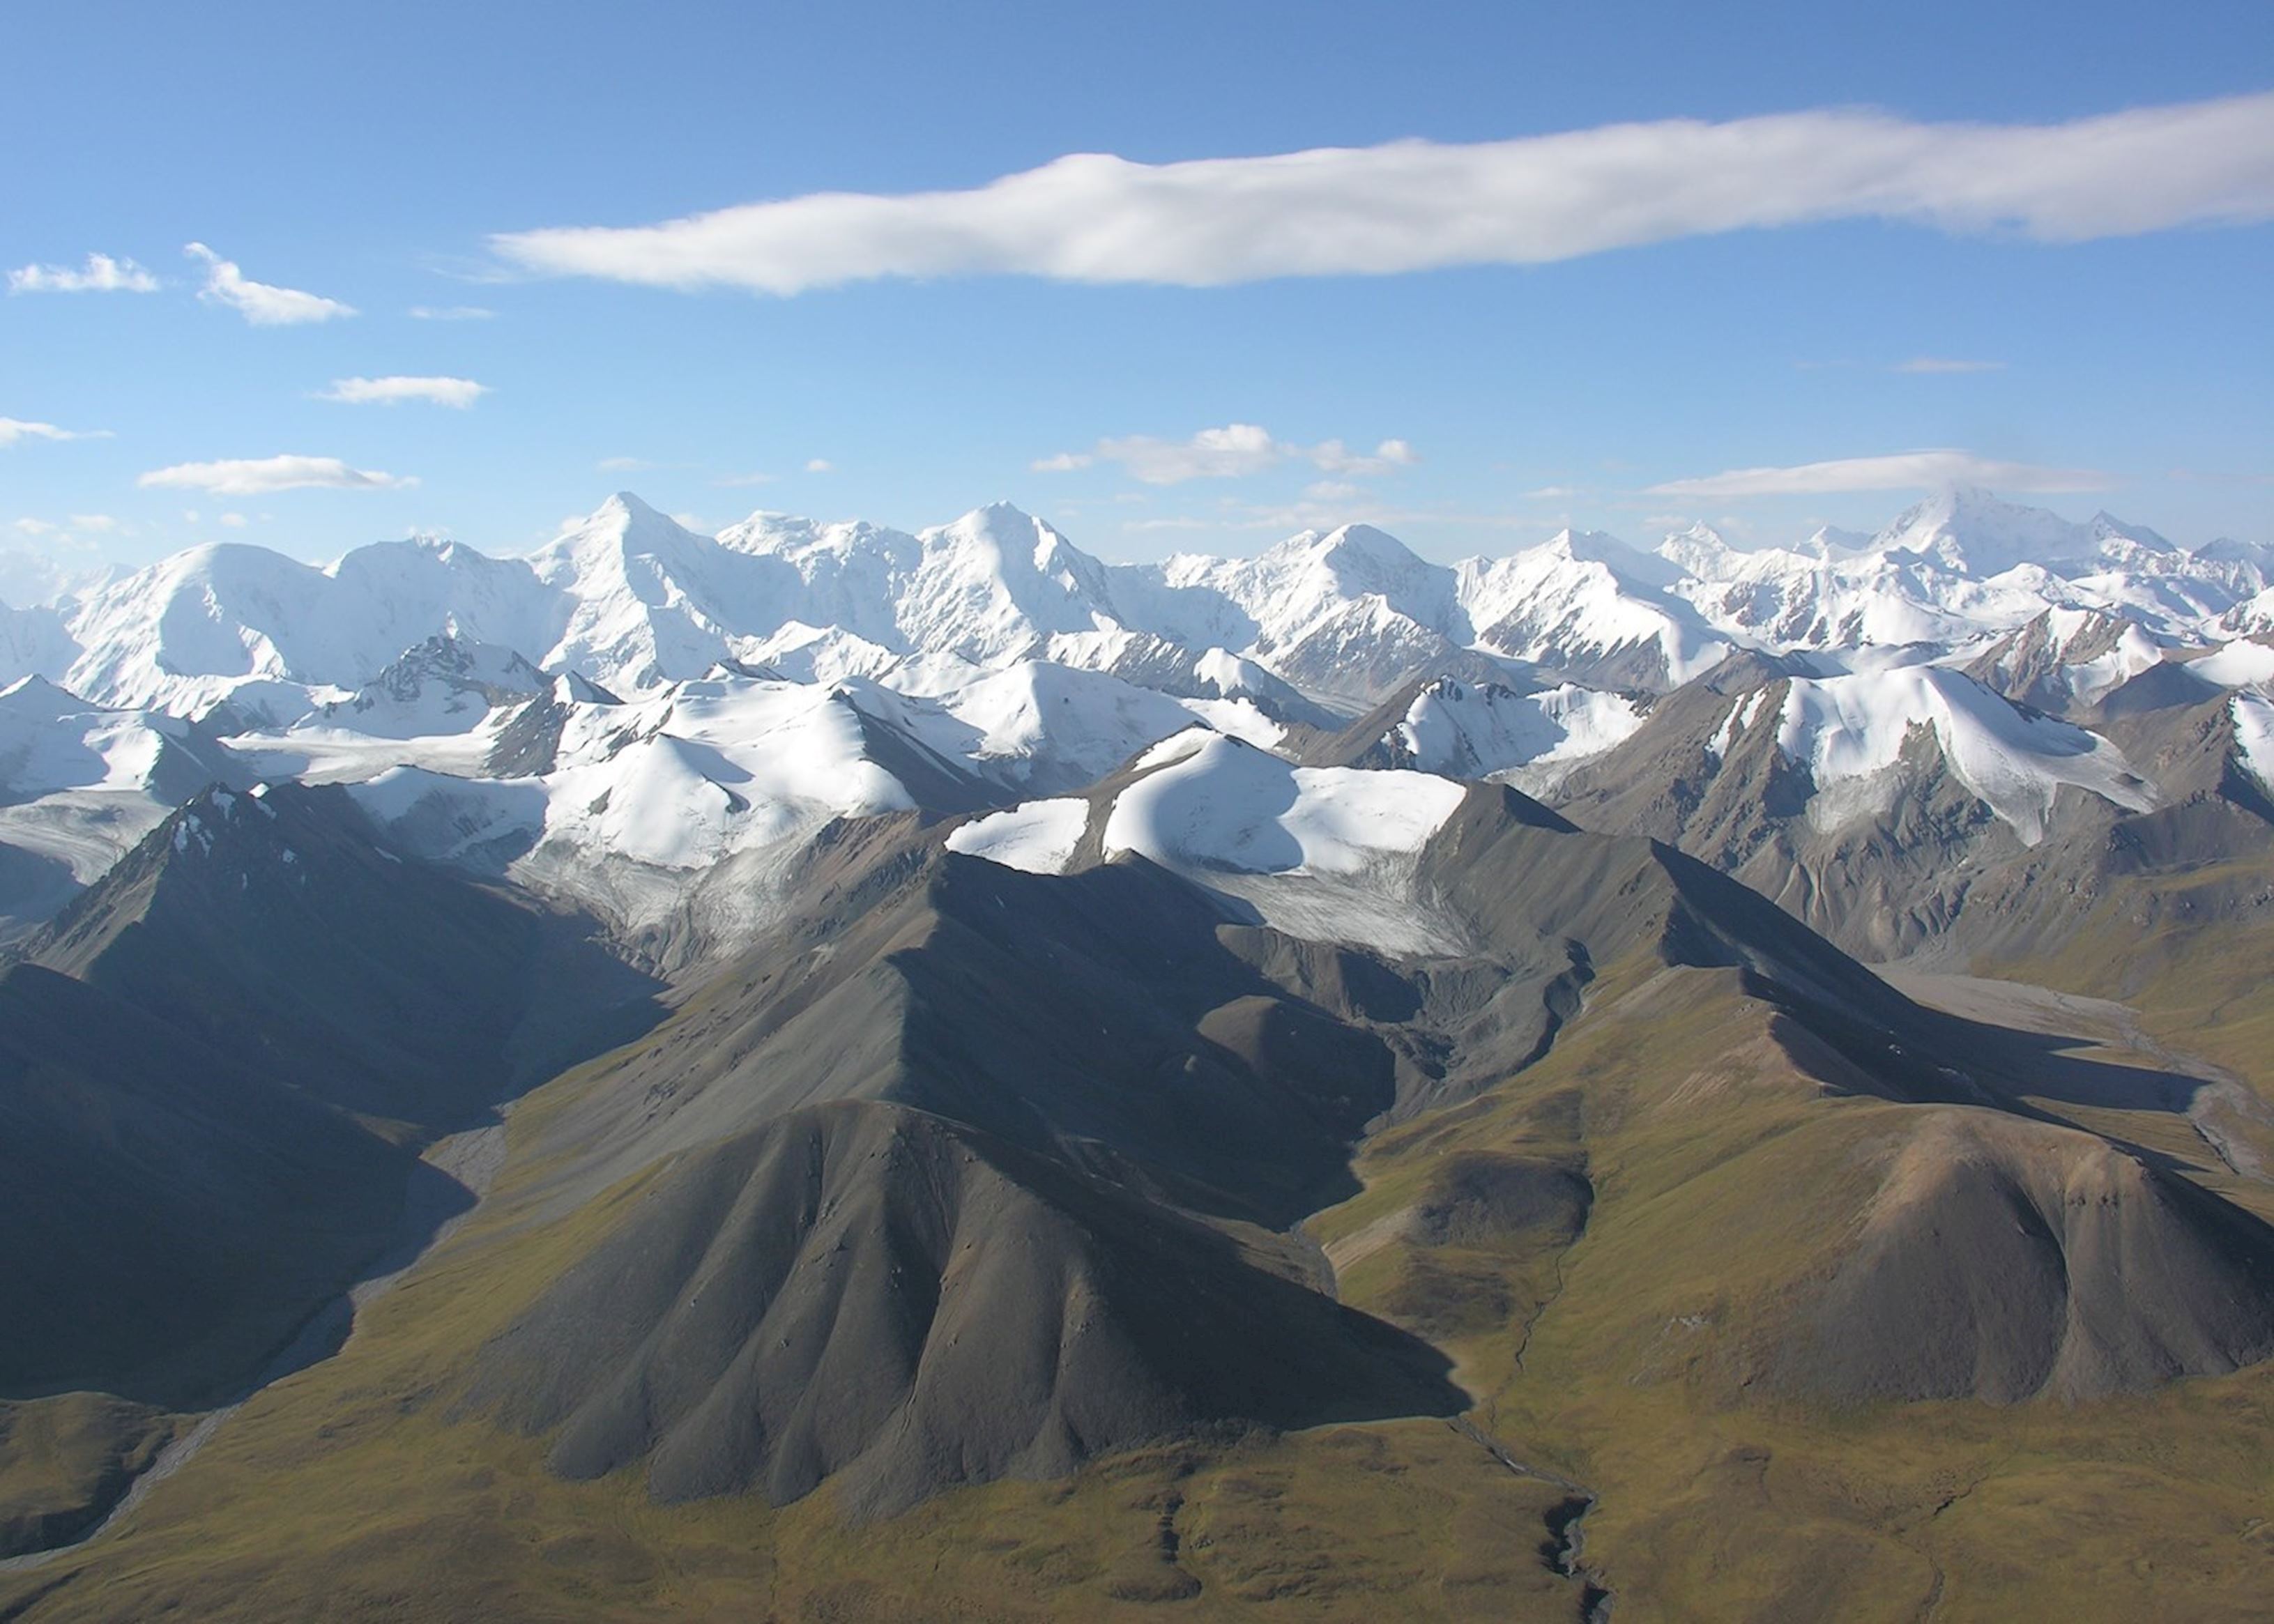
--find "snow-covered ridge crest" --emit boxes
[15,489,2268,723]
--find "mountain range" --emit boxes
[1,488,2272,1621]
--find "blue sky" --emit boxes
[5,0,2271,589]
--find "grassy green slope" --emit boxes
[1314,951,2274,1621]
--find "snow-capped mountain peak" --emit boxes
[1541,526,1687,590]
[1869,487,2173,577]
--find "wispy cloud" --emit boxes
[138,454,412,495]
[0,530,114,606]
[714,470,777,487]
[1646,450,2112,498]
[0,418,111,447]
[186,243,356,325]
[11,513,130,540]
[494,92,2274,295]
[596,456,655,473]
[1122,496,1539,537]
[8,253,160,294]
[318,375,488,408]
[1045,424,1418,485]
[1893,357,2007,374]
[804,458,834,473]
[407,304,494,320]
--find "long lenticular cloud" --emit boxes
[492,93,2274,294]
[1646,450,2112,498]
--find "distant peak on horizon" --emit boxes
[461,485,2246,583]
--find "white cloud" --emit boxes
[407,305,494,320]
[8,253,160,294]
[1645,450,2112,498]
[596,456,655,473]
[1311,437,1418,476]
[1302,480,1365,502]
[319,375,488,408]
[66,514,125,533]
[220,512,247,528]
[1062,424,1419,485]
[137,454,413,496]
[804,458,834,473]
[10,519,56,537]
[185,243,356,325]
[0,418,109,447]
[493,92,2274,294]
[1894,357,2007,374]
[1096,424,1281,484]
[1525,484,1581,499]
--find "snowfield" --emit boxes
[1394,676,1645,777]
[1776,667,2158,843]
[945,799,1090,875]
[1104,733,1466,875]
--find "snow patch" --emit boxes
[2193,640,2274,692]
[945,799,1089,875]
[1707,689,1773,760]
[2234,693,2274,792]
[1176,697,1286,751]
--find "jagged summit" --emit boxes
[1872,486,2176,576]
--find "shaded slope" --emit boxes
[945,746,1968,1124]
[0,781,663,1411]
[0,964,413,1407]
[519,843,1403,1228]
[1227,779,1971,1120]
[470,1099,1460,1518]
[1420,782,1927,1027]
[24,781,653,1126]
